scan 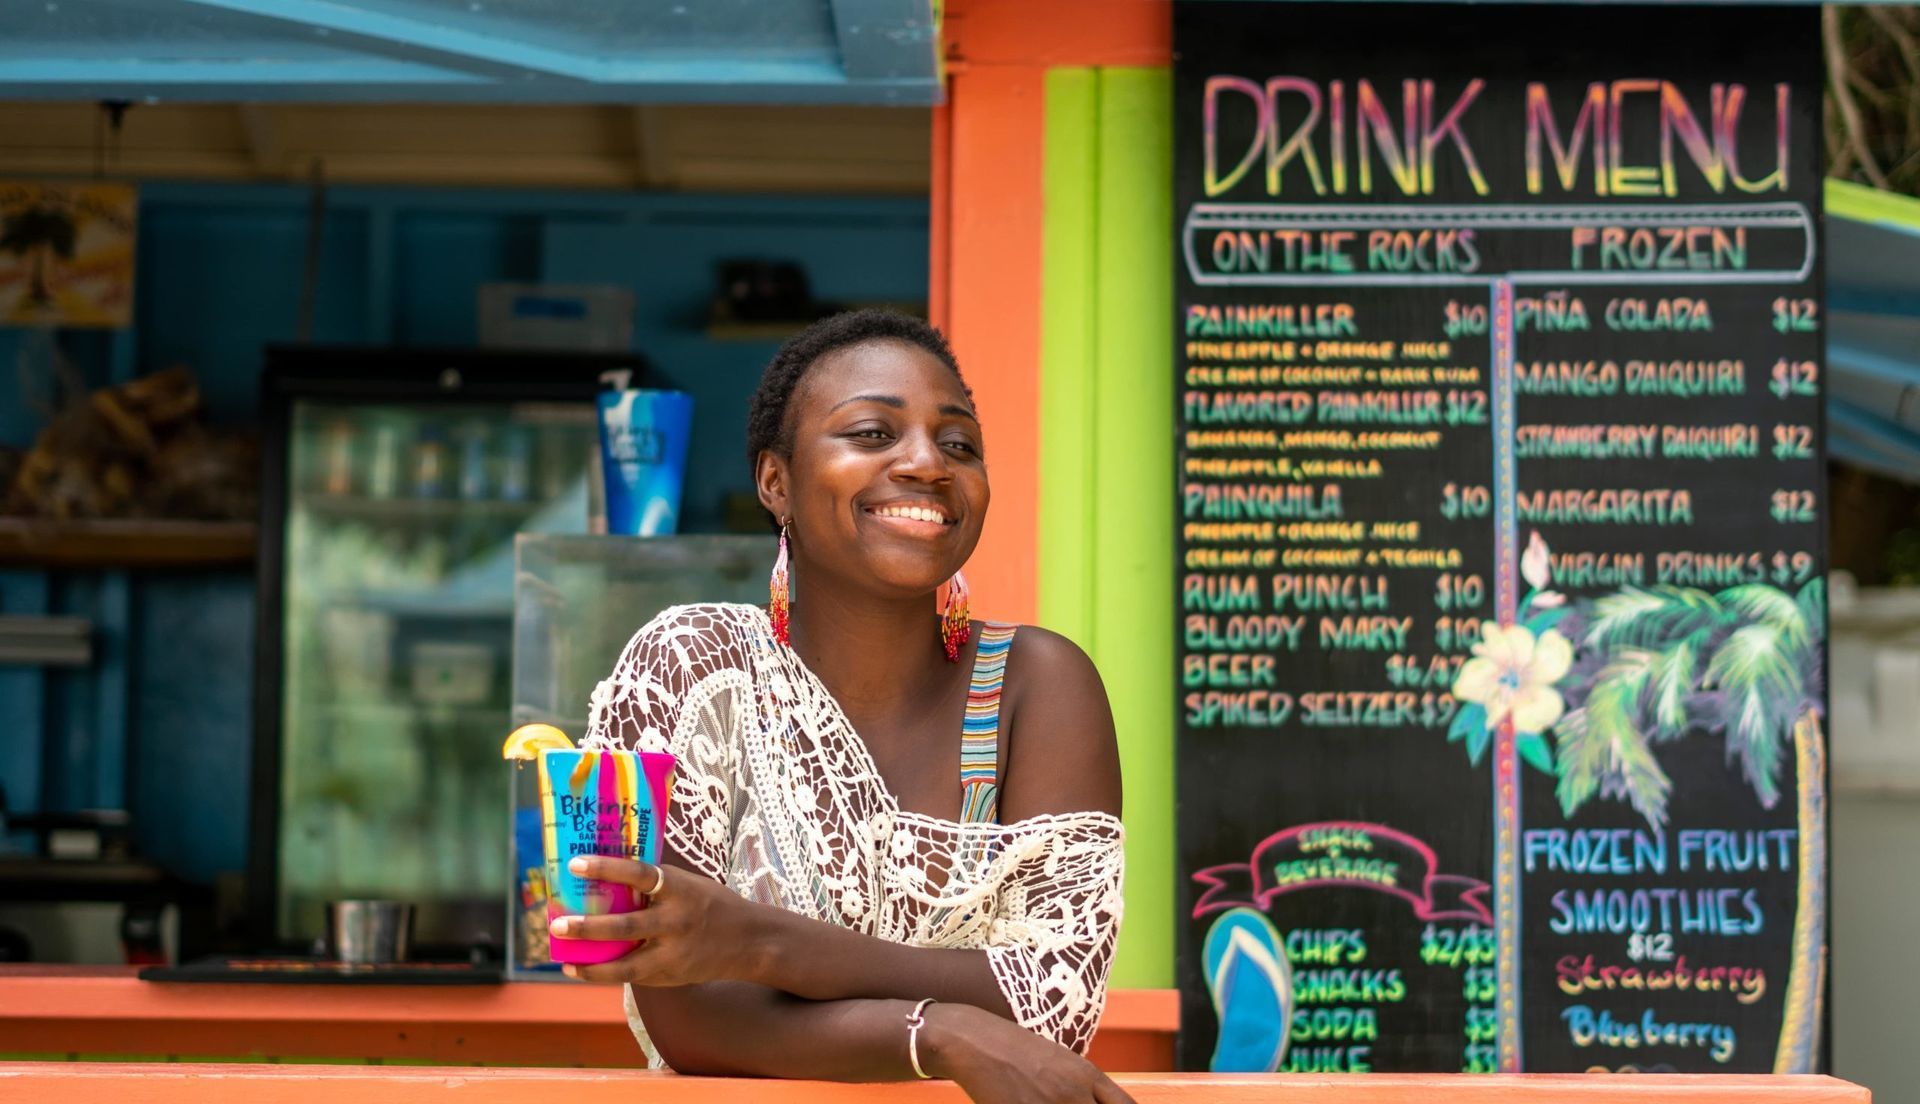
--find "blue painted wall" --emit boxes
[543,207,929,531]
[0,182,928,887]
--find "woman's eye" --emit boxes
[847,428,893,441]
[943,439,980,455]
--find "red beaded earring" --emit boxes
[770,523,792,646]
[940,570,970,662]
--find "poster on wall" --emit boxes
[1173,3,1826,1075]
[0,182,137,327]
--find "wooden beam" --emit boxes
[235,104,282,177]
[628,105,672,189]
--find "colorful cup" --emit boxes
[537,747,677,965]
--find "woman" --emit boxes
[563,310,1132,1103]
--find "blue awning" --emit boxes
[1830,180,1920,483]
[0,0,941,105]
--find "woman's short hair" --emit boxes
[745,308,973,480]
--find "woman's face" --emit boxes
[761,338,988,600]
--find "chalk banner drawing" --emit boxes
[1172,3,1826,1076]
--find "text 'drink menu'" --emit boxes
[1173,2,1827,1076]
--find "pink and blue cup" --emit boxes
[538,747,677,965]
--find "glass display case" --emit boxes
[252,346,649,954]
[507,532,773,976]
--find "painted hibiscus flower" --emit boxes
[1452,622,1573,735]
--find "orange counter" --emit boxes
[0,1064,1874,1103]
[0,967,1176,1070]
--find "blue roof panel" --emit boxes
[0,0,938,103]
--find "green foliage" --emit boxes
[1516,730,1554,774]
[1560,579,1821,828]
[1519,586,1568,637]
[1448,701,1491,764]
[1586,586,1723,652]
[1557,653,1675,827]
[1644,638,1696,739]
[1719,583,1813,653]
[1702,623,1798,809]
[1796,577,1826,632]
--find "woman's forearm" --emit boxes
[630,979,983,1081]
[744,902,1017,1020]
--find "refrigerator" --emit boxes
[249,345,650,955]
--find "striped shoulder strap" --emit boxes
[960,622,1017,824]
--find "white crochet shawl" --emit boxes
[584,603,1126,1067]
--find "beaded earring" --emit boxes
[770,523,792,646]
[940,570,970,663]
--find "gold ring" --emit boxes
[646,865,666,896]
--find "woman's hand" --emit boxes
[922,1003,1138,1104]
[551,856,768,987]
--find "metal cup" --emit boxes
[328,900,413,966]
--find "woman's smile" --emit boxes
[864,499,957,535]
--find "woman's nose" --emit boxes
[889,431,951,482]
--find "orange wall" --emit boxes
[0,969,1174,1071]
[931,0,1172,622]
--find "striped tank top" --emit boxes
[960,622,1017,824]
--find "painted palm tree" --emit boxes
[0,203,78,307]
[1556,577,1826,1073]
[1557,579,1823,828]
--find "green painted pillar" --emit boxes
[1042,66,1174,989]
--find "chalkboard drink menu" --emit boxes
[1173,3,1827,1075]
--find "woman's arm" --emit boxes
[626,975,1003,1080]
[754,903,1018,1015]
[628,980,926,1080]
[630,978,1133,1104]
[562,852,1014,1018]
[576,846,1131,1100]
[993,626,1124,822]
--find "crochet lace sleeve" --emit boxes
[583,605,747,884]
[983,816,1127,1055]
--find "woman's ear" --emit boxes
[754,449,790,524]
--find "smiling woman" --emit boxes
[569,311,1133,1104]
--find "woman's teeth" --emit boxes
[872,505,947,524]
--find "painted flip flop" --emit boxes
[1203,906,1294,1073]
